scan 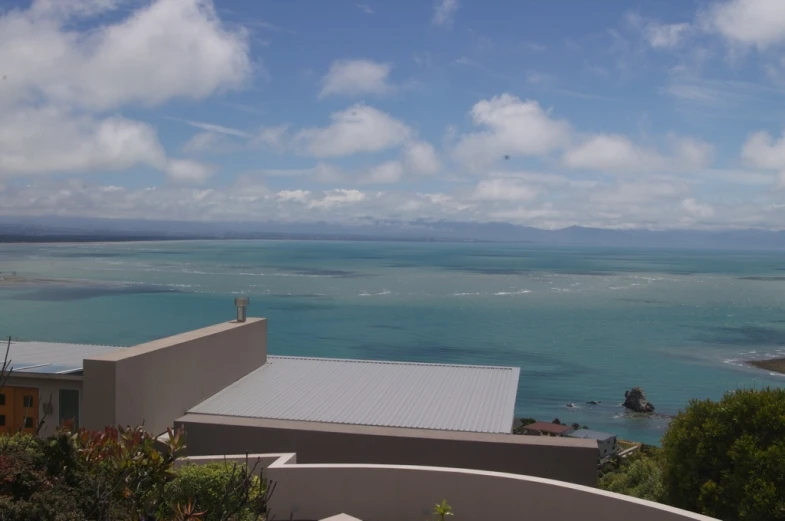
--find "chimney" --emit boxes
[234,297,249,322]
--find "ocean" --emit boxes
[1,240,783,445]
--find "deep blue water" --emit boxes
[1,240,784,444]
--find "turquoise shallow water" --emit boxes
[1,240,784,444]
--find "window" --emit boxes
[24,417,34,428]
[0,415,5,426]
[0,394,5,406]
[23,395,33,408]
[59,389,80,430]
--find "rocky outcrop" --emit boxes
[623,387,655,413]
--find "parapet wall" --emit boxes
[175,413,600,486]
[82,319,267,435]
[178,452,718,521]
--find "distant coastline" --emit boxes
[749,358,785,376]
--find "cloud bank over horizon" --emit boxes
[1,0,785,230]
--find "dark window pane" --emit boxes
[0,394,5,406]
[23,395,33,408]
[24,417,33,428]
[59,389,80,430]
[0,415,5,426]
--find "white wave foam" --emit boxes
[493,290,532,296]
[359,290,392,297]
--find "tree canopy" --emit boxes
[660,387,785,521]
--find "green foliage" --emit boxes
[160,462,267,521]
[0,425,187,521]
[599,450,664,502]
[661,387,785,521]
[432,499,453,521]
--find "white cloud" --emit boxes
[403,141,441,175]
[562,134,713,173]
[308,189,367,209]
[705,0,785,49]
[296,104,412,157]
[453,94,571,170]
[472,178,539,202]
[681,198,715,218]
[741,131,785,186]
[741,131,785,169]
[433,0,458,26]
[0,0,250,185]
[645,22,690,48]
[181,132,232,155]
[0,0,251,111]
[357,3,373,14]
[177,119,250,138]
[166,158,216,184]
[319,59,394,98]
[253,125,290,150]
[365,161,404,184]
[0,107,166,177]
[2,174,783,230]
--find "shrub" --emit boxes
[599,451,664,502]
[160,462,267,521]
[661,387,785,521]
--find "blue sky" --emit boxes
[2,0,785,229]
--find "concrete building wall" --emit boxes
[178,453,718,521]
[2,375,83,438]
[175,413,599,487]
[82,319,267,435]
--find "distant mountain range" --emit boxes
[1,215,785,250]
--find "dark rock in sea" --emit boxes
[623,387,655,413]
[587,400,601,405]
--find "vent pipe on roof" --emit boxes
[234,297,249,322]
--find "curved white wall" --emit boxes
[181,453,718,521]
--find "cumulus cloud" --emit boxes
[319,59,394,98]
[562,134,713,173]
[0,0,250,184]
[704,0,785,49]
[453,94,571,170]
[0,107,166,176]
[296,104,412,157]
[403,141,441,175]
[166,159,216,184]
[742,131,785,169]
[432,0,458,26]
[0,0,250,111]
[366,161,405,184]
[741,131,785,185]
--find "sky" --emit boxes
[2,0,785,230]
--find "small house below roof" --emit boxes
[520,422,574,436]
[566,429,616,441]
[4,341,122,375]
[188,355,520,434]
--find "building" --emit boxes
[2,306,593,486]
[520,421,575,436]
[0,306,721,520]
[0,340,118,435]
[566,429,619,458]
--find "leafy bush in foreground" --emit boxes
[160,462,269,521]
[0,427,273,521]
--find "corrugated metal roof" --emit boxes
[2,341,122,374]
[188,356,520,434]
[565,429,616,441]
